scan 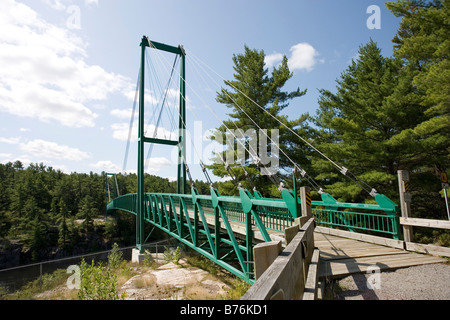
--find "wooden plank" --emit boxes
[319,252,446,279]
[319,248,408,261]
[314,232,408,262]
[400,217,450,230]
[315,240,388,249]
[242,218,315,300]
[284,224,299,246]
[315,227,405,249]
[302,248,320,300]
[315,230,447,279]
[405,242,450,257]
[253,241,282,280]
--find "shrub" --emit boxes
[77,259,125,300]
[163,246,181,264]
[108,243,123,269]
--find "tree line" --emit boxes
[0,161,210,263]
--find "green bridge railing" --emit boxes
[106,188,400,283]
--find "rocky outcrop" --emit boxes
[0,240,21,269]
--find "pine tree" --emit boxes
[386,0,449,171]
[57,199,69,248]
[312,40,421,201]
[78,195,96,232]
[211,46,307,196]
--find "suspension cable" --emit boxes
[123,70,140,173]
[187,49,323,193]
[144,50,179,171]
[149,45,270,192]
[187,49,377,196]
[146,46,218,186]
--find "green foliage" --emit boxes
[386,0,449,170]
[312,40,419,201]
[163,246,181,264]
[77,258,126,300]
[108,243,124,269]
[211,45,308,197]
[0,161,177,261]
[222,277,252,300]
[3,268,69,300]
[207,1,449,223]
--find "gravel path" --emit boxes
[334,263,450,300]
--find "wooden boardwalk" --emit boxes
[315,232,447,280]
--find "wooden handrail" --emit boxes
[400,217,450,230]
[241,218,316,300]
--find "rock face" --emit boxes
[119,260,230,300]
[0,232,112,270]
[0,241,21,269]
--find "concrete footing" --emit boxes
[131,248,146,264]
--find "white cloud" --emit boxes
[288,42,323,72]
[91,160,120,172]
[111,122,177,142]
[42,0,66,10]
[118,157,172,175]
[51,164,71,173]
[263,43,323,73]
[111,122,136,141]
[265,53,284,69]
[145,157,173,175]
[110,108,135,119]
[0,137,21,144]
[85,0,99,7]
[0,153,12,159]
[19,139,91,161]
[0,0,129,128]
[42,0,99,10]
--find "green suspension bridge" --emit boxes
[105,37,445,292]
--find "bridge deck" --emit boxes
[138,201,447,279]
[193,207,447,279]
[149,203,446,280]
[315,232,447,280]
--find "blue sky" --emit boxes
[0,0,401,182]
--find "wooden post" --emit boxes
[285,224,299,246]
[253,241,282,280]
[398,170,413,242]
[299,186,312,227]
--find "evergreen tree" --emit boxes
[312,40,421,201]
[28,215,47,261]
[211,46,307,196]
[386,0,449,171]
[78,195,96,232]
[57,199,70,248]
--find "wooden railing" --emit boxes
[398,170,450,257]
[241,218,319,300]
